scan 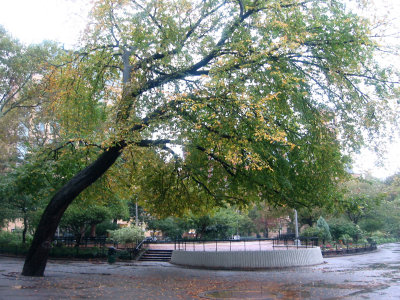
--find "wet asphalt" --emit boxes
[0,243,399,299]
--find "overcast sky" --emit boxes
[0,0,91,47]
[0,0,399,179]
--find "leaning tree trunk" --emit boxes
[22,144,125,276]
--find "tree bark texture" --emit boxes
[22,144,125,276]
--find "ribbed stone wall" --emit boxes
[170,247,323,269]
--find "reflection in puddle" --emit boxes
[12,285,22,289]
[200,281,389,299]
[202,289,311,299]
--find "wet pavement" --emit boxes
[0,243,399,299]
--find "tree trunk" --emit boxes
[22,214,28,244]
[75,225,86,247]
[90,224,96,238]
[22,143,125,276]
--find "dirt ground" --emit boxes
[1,243,399,299]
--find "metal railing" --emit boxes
[129,239,147,259]
[321,242,377,257]
[145,237,319,252]
[53,236,108,247]
[272,236,319,249]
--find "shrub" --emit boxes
[0,230,32,247]
[0,231,32,255]
[117,250,131,260]
[367,231,399,244]
[108,226,145,248]
[95,221,119,236]
[301,226,323,238]
[328,219,363,242]
[338,234,352,245]
[48,246,106,259]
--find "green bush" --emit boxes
[301,226,324,239]
[117,250,131,260]
[367,231,400,244]
[328,219,363,242]
[301,217,332,242]
[0,230,32,247]
[338,234,353,244]
[108,225,145,247]
[0,231,31,255]
[370,236,398,244]
[95,221,119,236]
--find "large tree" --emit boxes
[21,0,398,276]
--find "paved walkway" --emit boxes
[0,243,399,299]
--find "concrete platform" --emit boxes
[170,247,323,269]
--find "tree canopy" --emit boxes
[12,0,399,276]
[45,0,398,210]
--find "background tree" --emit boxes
[146,216,188,239]
[0,26,58,171]
[248,202,290,237]
[188,208,255,239]
[297,207,329,228]
[60,204,111,246]
[342,177,386,224]
[21,0,399,276]
[0,155,51,243]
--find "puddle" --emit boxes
[201,289,311,299]
[78,272,111,276]
[12,285,22,289]
[2,272,21,278]
[11,285,40,290]
[360,263,400,271]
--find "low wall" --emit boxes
[170,247,323,269]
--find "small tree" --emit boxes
[317,216,332,242]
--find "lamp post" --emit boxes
[135,201,139,226]
[294,209,301,246]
